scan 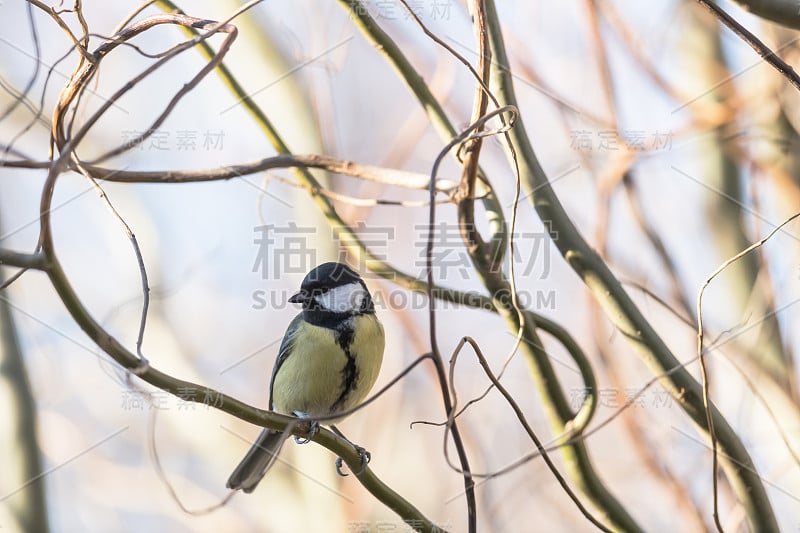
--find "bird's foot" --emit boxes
[292,412,318,444]
[335,445,371,477]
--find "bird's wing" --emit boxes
[227,313,304,493]
[268,312,303,410]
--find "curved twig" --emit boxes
[696,210,800,531]
[425,104,517,533]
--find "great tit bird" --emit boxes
[227,262,385,493]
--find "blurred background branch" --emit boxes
[0,262,49,533]
[730,0,800,30]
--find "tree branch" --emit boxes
[483,1,779,530]
[0,250,47,270]
[696,0,800,91]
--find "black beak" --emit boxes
[289,290,309,304]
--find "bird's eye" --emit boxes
[310,287,329,298]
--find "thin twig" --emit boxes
[696,210,800,532]
[449,336,613,532]
[75,163,151,364]
[425,105,516,533]
[696,0,800,92]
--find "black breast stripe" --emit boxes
[331,325,359,412]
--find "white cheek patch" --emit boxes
[317,282,367,313]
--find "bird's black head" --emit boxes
[289,262,375,318]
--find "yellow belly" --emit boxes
[271,314,384,419]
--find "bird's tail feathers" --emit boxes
[226,428,287,493]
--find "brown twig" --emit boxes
[424,102,516,533]
[79,154,452,190]
[696,0,800,91]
